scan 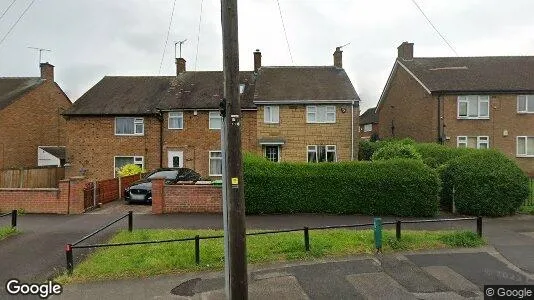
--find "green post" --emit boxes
[374,217,382,253]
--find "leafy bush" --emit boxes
[371,143,422,161]
[358,140,382,161]
[117,164,144,177]
[244,158,440,217]
[414,143,475,169]
[440,150,529,216]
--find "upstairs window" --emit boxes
[168,112,184,129]
[264,106,279,124]
[363,124,373,132]
[209,111,222,129]
[307,145,336,162]
[115,117,144,135]
[517,95,534,113]
[457,136,489,149]
[306,106,336,123]
[457,96,489,119]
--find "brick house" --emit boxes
[63,49,359,180]
[359,107,378,140]
[377,42,534,173]
[0,63,71,169]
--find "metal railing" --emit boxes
[64,215,482,274]
[0,210,17,228]
[65,211,133,273]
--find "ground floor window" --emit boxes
[307,145,336,162]
[457,136,489,149]
[209,151,223,176]
[517,136,534,157]
[114,156,144,176]
[264,145,280,162]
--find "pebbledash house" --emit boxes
[62,48,360,180]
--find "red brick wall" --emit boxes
[151,178,222,214]
[0,178,85,214]
[0,81,71,169]
[378,64,438,142]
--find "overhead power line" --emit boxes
[194,0,204,71]
[158,0,177,75]
[410,0,458,56]
[276,0,293,64]
[0,0,37,47]
[0,0,17,23]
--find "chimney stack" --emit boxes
[397,42,414,61]
[333,47,343,68]
[176,57,186,75]
[253,49,261,73]
[40,62,54,81]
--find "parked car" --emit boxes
[124,168,201,204]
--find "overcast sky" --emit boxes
[1,0,533,112]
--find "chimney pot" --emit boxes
[176,58,186,75]
[397,42,414,61]
[40,62,54,81]
[253,49,261,73]
[333,47,342,68]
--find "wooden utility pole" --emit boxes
[220,0,248,299]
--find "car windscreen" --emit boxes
[146,170,178,180]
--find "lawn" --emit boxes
[57,228,484,284]
[520,205,534,215]
[0,226,17,240]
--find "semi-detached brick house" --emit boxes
[359,107,379,140]
[63,49,360,180]
[377,42,534,174]
[0,63,71,168]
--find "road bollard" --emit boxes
[374,217,382,253]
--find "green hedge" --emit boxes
[440,150,529,216]
[372,143,422,161]
[244,158,440,217]
[414,143,476,169]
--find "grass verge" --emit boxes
[57,229,484,284]
[520,205,534,215]
[0,226,17,240]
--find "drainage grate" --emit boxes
[171,278,201,296]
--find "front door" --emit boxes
[167,151,184,168]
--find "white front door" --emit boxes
[167,151,184,168]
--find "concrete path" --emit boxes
[56,247,534,299]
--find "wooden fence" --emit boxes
[0,167,65,188]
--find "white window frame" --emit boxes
[516,136,534,157]
[306,105,336,123]
[456,136,489,149]
[517,95,534,113]
[168,112,184,129]
[115,117,144,136]
[307,145,337,162]
[209,150,223,176]
[457,95,490,119]
[264,145,280,162]
[264,106,280,124]
[209,111,222,130]
[363,124,373,132]
[113,156,144,177]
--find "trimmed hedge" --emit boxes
[440,150,529,216]
[244,158,440,217]
[414,143,475,169]
[372,143,422,161]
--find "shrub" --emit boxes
[440,150,529,216]
[371,143,422,161]
[244,158,440,217]
[414,143,475,168]
[117,164,144,177]
[358,140,382,161]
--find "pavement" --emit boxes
[0,202,533,299]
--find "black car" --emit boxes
[124,168,202,204]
